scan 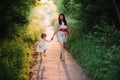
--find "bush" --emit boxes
[66,24,120,80]
[0,0,35,39]
[0,38,32,80]
[0,1,44,79]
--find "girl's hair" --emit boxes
[58,13,67,25]
[41,33,47,38]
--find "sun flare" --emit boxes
[41,0,47,3]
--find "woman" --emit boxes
[51,13,71,61]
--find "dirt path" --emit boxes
[30,1,90,79]
[31,15,90,80]
[31,25,90,80]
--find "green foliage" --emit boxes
[0,0,35,39]
[0,24,42,80]
[0,0,43,80]
[0,37,32,80]
[67,32,120,80]
[57,0,82,20]
[57,0,120,80]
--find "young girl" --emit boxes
[51,13,71,61]
[36,33,51,60]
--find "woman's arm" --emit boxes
[51,24,59,40]
[67,23,71,38]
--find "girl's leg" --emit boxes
[39,52,42,60]
[43,50,46,57]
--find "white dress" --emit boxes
[36,38,46,52]
[58,22,68,43]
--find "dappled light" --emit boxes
[0,0,120,80]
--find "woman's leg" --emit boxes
[64,42,66,48]
[60,42,65,61]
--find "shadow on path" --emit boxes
[36,59,42,80]
[40,66,45,80]
[61,61,71,80]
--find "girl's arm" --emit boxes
[44,39,52,42]
[33,40,39,51]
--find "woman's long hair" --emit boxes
[58,13,67,25]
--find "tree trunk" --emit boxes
[113,0,120,23]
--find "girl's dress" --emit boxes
[36,38,46,52]
[58,22,68,43]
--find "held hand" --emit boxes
[51,32,56,41]
[51,37,54,40]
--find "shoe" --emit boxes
[62,59,65,62]
[40,58,42,61]
[43,54,46,57]
[40,57,42,60]
[60,53,62,59]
